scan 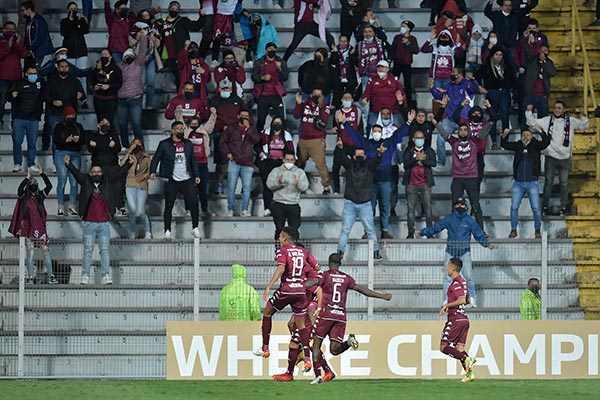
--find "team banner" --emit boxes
[166,321,600,380]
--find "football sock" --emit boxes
[261,315,272,349]
[340,341,351,353]
[287,346,301,374]
[313,359,323,377]
[442,345,467,363]
[461,351,470,370]
[298,327,311,358]
[322,359,331,372]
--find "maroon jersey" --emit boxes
[318,269,356,322]
[447,275,470,321]
[276,244,318,295]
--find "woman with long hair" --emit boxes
[123,139,152,238]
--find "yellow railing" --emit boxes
[570,0,600,181]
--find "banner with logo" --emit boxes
[166,321,600,380]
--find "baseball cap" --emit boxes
[62,106,77,117]
[377,60,389,68]
[454,197,468,206]
[219,78,232,89]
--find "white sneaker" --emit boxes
[469,296,477,308]
[273,3,282,8]
[432,165,446,172]
[81,274,90,285]
[164,230,172,241]
[144,232,152,239]
[12,164,22,172]
[263,209,271,217]
[310,376,323,385]
[101,274,112,285]
[210,60,219,68]
[227,209,234,217]
[241,210,250,217]
[192,227,202,238]
[245,60,253,68]
[29,165,40,173]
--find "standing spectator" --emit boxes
[0,21,29,130]
[422,29,462,91]
[213,49,246,98]
[293,88,333,195]
[8,66,43,173]
[43,60,85,151]
[501,127,550,239]
[298,48,332,103]
[18,0,44,38]
[219,264,262,321]
[53,106,84,216]
[522,45,555,122]
[266,151,309,241]
[357,25,385,91]
[251,42,288,132]
[484,0,535,55]
[361,60,406,129]
[122,139,152,239]
[21,1,53,66]
[210,0,237,62]
[526,101,589,216]
[434,0,474,54]
[61,2,90,97]
[258,117,294,217]
[496,0,540,31]
[282,0,335,62]
[353,9,387,43]
[332,93,360,194]
[130,12,161,109]
[220,109,261,217]
[520,277,542,320]
[64,154,133,285]
[117,38,147,148]
[408,109,436,148]
[466,25,484,75]
[8,165,58,284]
[90,50,123,122]
[416,198,495,307]
[155,1,204,88]
[165,81,209,122]
[336,146,385,260]
[339,0,368,40]
[104,0,136,62]
[482,31,499,65]
[391,20,419,109]
[590,1,600,26]
[427,0,468,27]
[403,130,436,239]
[178,40,211,102]
[149,121,202,240]
[250,13,279,61]
[88,118,126,215]
[199,0,216,58]
[329,35,358,109]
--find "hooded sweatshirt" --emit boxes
[435,0,474,46]
[253,14,279,60]
[466,25,484,65]
[219,264,261,321]
[421,29,459,79]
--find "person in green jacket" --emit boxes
[219,264,261,321]
[520,278,542,320]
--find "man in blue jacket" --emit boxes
[21,1,53,67]
[150,121,201,240]
[416,197,495,307]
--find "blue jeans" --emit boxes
[371,181,392,231]
[434,77,451,90]
[82,221,111,277]
[112,52,123,64]
[523,95,549,119]
[54,150,81,207]
[227,160,254,212]
[338,200,379,252]
[25,238,53,277]
[126,186,151,236]
[82,0,93,22]
[12,119,39,167]
[511,180,541,230]
[437,118,457,166]
[487,88,511,137]
[142,58,157,108]
[67,56,88,97]
[443,251,475,302]
[117,96,143,147]
[43,113,63,151]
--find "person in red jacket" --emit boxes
[391,20,419,109]
[293,87,332,194]
[361,60,407,131]
[178,40,211,102]
[0,21,30,129]
[164,81,209,122]
[104,0,137,63]
[213,49,246,98]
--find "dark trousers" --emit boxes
[93,97,118,124]
[199,14,215,59]
[164,58,180,89]
[451,177,484,230]
[164,178,199,231]
[196,162,209,213]
[393,64,414,107]
[283,21,335,62]
[103,164,126,210]
[543,156,571,208]
[340,14,362,40]
[487,89,511,142]
[390,164,400,215]
[256,94,284,132]
[271,201,301,241]
[332,144,355,193]
[258,158,283,210]
[476,153,485,193]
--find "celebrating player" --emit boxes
[439,257,477,382]
[307,253,392,384]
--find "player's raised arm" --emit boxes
[353,284,392,301]
[263,264,285,301]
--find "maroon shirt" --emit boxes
[276,244,319,295]
[447,275,470,322]
[85,186,110,222]
[337,107,360,146]
[318,269,356,322]
[261,58,280,97]
[409,148,428,186]
[293,100,331,140]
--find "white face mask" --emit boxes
[372,131,382,141]
[489,37,498,45]
[377,71,387,79]
[283,162,294,170]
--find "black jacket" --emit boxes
[60,15,89,58]
[341,155,382,204]
[67,160,131,219]
[329,47,358,92]
[8,78,44,121]
[501,133,551,180]
[484,2,534,48]
[523,56,556,97]
[402,145,437,188]
[298,59,333,96]
[44,72,85,115]
[53,120,85,152]
[90,59,123,99]
[475,46,517,90]
[87,130,122,166]
[155,15,203,60]
[150,137,200,180]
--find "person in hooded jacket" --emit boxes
[219,264,262,321]
[250,13,279,61]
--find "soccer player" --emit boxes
[256,226,319,376]
[307,253,392,384]
[439,257,477,382]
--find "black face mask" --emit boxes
[125,57,134,64]
[65,117,76,123]
[91,175,103,183]
[439,40,451,46]
[28,183,38,192]
[266,50,276,59]
[184,92,194,101]
[175,132,184,139]
[59,71,69,77]
[311,95,320,104]
[239,117,249,125]
[118,9,128,18]
[271,123,282,132]
[101,56,109,65]
[70,10,78,17]
[189,125,199,131]
[188,50,199,59]
[355,155,365,161]
[314,56,322,65]
[100,125,110,133]
[169,10,178,18]
[471,113,483,123]
[450,74,459,82]
[531,285,540,295]
[454,207,467,215]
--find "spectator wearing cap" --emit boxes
[357,25,385,92]
[104,0,137,63]
[282,0,335,62]
[214,49,246,98]
[251,42,288,132]
[391,20,418,109]
[165,81,209,122]
[20,1,53,67]
[39,48,89,79]
[53,106,85,216]
[0,21,29,130]
[361,60,407,131]
[416,197,494,307]
[60,2,90,93]
[155,1,204,88]
[117,36,148,148]
[8,66,44,173]
[43,59,85,151]
[178,40,211,103]
[90,49,123,122]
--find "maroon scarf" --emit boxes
[339,48,349,82]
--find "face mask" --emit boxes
[100,56,109,65]
[266,50,276,59]
[489,37,498,46]
[169,10,178,18]
[372,131,382,141]
[377,71,387,79]
[175,133,184,139]
[493,56,503,65]
[471,113,483,123]
[314,55,322,64]
[439,40,451,46]
[450,74,459,82]
[59,71,69,77]
[2,31,15,40]
[311,95,320,104]
[473,33,482,41]
[27,74,37,83]
[125,57,134,64]
[355,155,365,161]
[363,37,373,43]
[454,207,467,215]
[283,162,294,170]
[381,119,391,126]
[58,54,68,60]
[400,27,408,35]
[339,42,348,50]
[91,175,103,183]
[239,117,248,125]
[184,92,194,101]
[415,138,425,147]
[271,123,282,131]
[369,19,376,25]
[220,91,231,99]
[188,50,198,59]
[65,117,76,123]
[531,285,540,295]
[225,60,235,66]
[118,9,128,18]
[100,125,110,133]
[189,125,199,131]
[342,100,352,108]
